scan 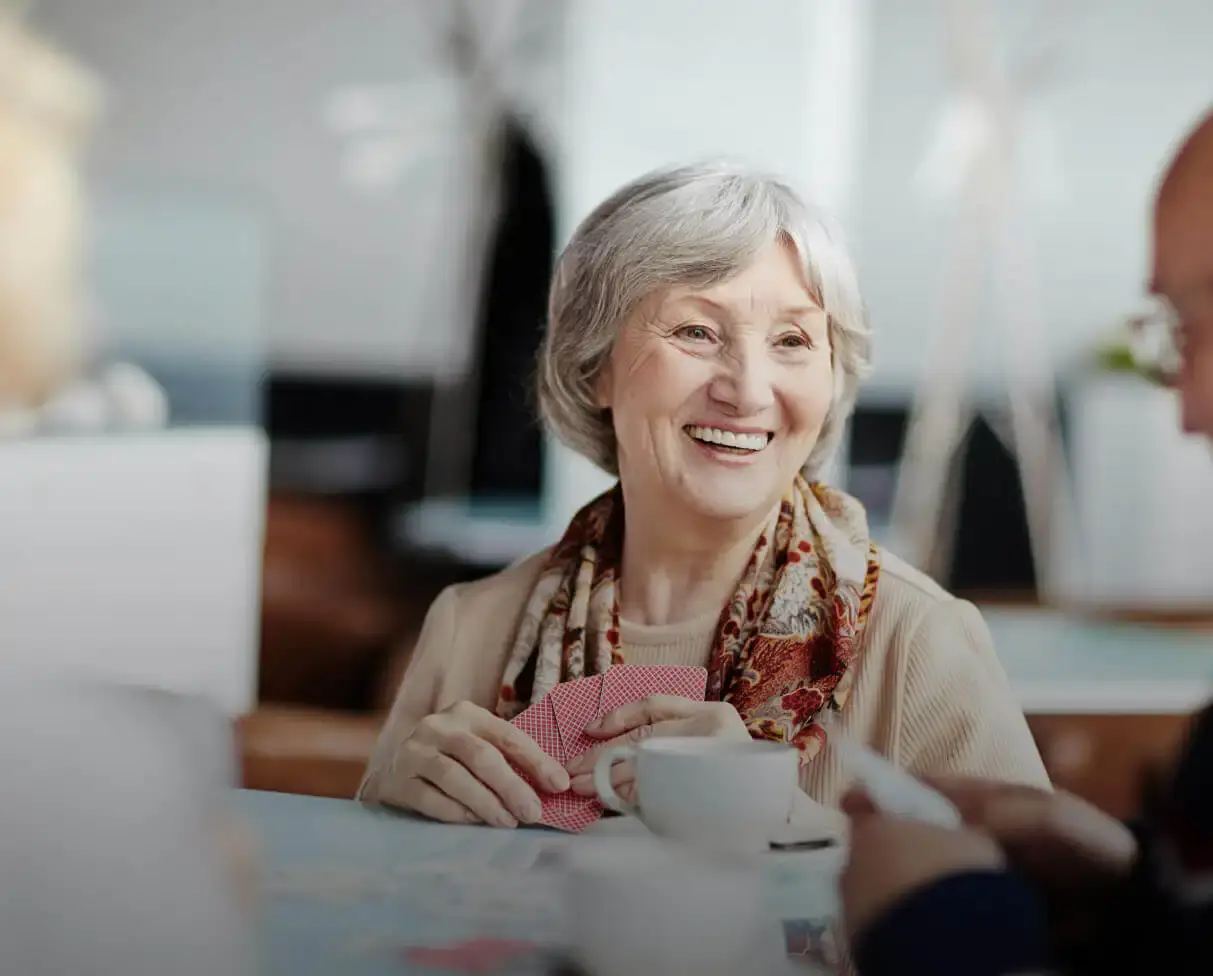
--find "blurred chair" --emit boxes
[239,492,419,798]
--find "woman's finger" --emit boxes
[474,713,570,793]
[584,695,701,740]
[403,778,482,826]
[440,730,545,824]
[567,711,713,776]
[569,757,636,797]
[419,753,520,828]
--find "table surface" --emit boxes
[239,788,841,976]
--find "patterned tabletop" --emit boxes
[238,788,842,975]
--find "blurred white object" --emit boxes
[831,734,962,827]
[97,362,170,427]
[564,838,785,976]
[891,0,1081,593]
[6,360,170,435]
[0,681,258,976]
[1061,375,1213,609]
[0,427,266,715]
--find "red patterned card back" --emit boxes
[536,791,603,832]
[508,698,565,766]
[547,674,605,763]
[509,697,601,830]
[597,665,708,719]
[506,667,706,832]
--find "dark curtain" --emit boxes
[467,116,556,500]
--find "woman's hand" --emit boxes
[565,696,749,801]
[389,701,570,828]
[920,776,1138,892]
[840,803,1006,939]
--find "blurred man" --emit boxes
[841,105,1213,976]
[1153,108,1213,436]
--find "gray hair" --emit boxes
[537,161,871,478]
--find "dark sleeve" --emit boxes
[852,870,1053,976]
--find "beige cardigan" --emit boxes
[361,547,1049,810]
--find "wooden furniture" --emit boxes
[1027,712,1192,819]
[240,493,425,799]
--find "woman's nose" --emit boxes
[709,349,776,415]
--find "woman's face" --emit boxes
[598,239,835,524]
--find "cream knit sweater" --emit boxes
[361,547,1049,814]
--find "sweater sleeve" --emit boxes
[356,586,460,804]
[852,870,1054,976]
[896,598,1050,789]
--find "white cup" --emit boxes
[564,838,783,976]
[592,736,800,854]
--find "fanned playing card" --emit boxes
[508,695,601,831]
[507,665,709,833]
[597,664,708,720]
[547,674,605,763]
[508,698,565,765]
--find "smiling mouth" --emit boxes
[684,425,773,455]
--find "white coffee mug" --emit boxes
[592,736,799,853]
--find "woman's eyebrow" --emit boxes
[674,295,731,317]
[779,304,826,320]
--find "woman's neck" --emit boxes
[617,494,774,627]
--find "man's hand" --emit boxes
[840,801,1006,940]
[385,701,570,827]
[565,696,749,801]
[922,776,1138,892]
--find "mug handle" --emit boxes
[593,744,639,816]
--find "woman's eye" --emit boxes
[778,332,810,349]
[678,325,713,342]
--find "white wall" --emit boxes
[32,0,565,381]
[852,0,1213,397]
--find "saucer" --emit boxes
[582,814,841,859]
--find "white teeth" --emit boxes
[685,426,769,452]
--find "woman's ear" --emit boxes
[593,363,613,410]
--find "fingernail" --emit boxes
[584,718,602,733]
[522,801,543,824]
[549,768,570,792]
[497,811,519,828]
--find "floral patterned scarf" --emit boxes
[495,475,881,760]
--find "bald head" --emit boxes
[1159,108,1213,207]
[1152,106,1213,438]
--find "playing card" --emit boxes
[547,674,605,763]
[533,790,602,832]
[597,665,709,720]
[505,666,708,834]
[402,938,541,973]
[509,696,601,831]
[508,698,565,765]
[831,734,962,828]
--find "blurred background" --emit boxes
[3,0,1212,819]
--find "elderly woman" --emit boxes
[360,162,1048,829]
